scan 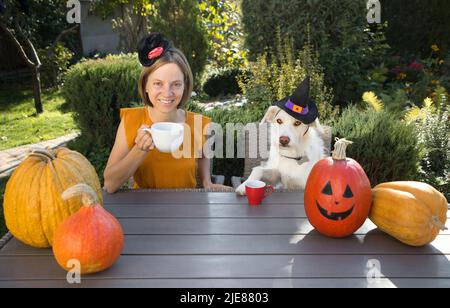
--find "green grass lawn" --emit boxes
[0,86,78,151]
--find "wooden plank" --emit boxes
[103,191,304,205]
[1,278,449,288]
[118,218,450,235]
[106,204,308,218]
[1,255,450,280]
[104,204,450,219]
[3,233,450,256]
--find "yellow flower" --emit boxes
[424,97,433,108]
[397,73,407,80]
[404,106,424,124]
[362,91,384,112]
[431,44,440,52]
[405,87,413,93]
[439,59,445,65]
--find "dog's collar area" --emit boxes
[280,154,304,161]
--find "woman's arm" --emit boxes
[103,120,153,194]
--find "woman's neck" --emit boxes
[147,106,184,123]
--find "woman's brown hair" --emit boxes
[138,47,193,109]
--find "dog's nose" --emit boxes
[279,136,290,146]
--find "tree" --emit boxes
[149,0,208,82]
[0,0,80,113]
[199,0,247,67]
[0,1,43,114]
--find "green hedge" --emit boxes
[202,66,245,98]
[62,54,141,181]
[381,0,450,56]
[63,54,141,150]
[332,106,422,186]
[241,0,389,105]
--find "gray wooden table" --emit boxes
[1,190,449,288]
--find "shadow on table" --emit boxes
[286,228,450,288]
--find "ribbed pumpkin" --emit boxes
[53,184,124,274]
[370,181,448,246]
[3,147,102,248]
[304,138,372,238]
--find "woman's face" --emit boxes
[146,63,185,113]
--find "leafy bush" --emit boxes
[149,0,209,85]
[416,107,450,201]
[38,42,74,88]
[406,93,450,201]
[199,0,247,67]
[239,32,336,124]
[203,106,255,183]
[382,0,450,56]
[241,0,390,105]
[62,54,141,180]
[332,106,422,186]
[202,66,247,98]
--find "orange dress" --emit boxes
[120,107,211,189]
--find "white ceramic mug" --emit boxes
[143,122,184,153]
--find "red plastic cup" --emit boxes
[245,180,274,206]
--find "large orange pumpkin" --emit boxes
[3,147,103,248]
[53,184,124,274]
[304,139,372,237]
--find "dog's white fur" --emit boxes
[236,106,326,195]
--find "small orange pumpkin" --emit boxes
[52,184,124,274]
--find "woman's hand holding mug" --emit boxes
[135,125,155,152]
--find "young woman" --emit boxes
[104,33,228,193]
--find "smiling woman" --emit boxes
[103,33,230,193]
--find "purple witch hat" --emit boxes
[274,76,318,124]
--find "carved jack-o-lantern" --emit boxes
[304,139,372,238]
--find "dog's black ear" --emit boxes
[260,106,279,124]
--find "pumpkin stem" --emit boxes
[62,184,98,207]
[431,216,448,231]
[28,147,56,161]
[331,138,353,160]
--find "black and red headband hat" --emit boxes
[137,33,172,67]
[274,76,318,124]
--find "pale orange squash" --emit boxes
[370,181,448,246]
[53,184,124,274]
[3,147,102,248]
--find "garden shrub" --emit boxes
[39,42,74,88]
[332,106,422,186]
[239,33,336,124]
[149,0,209,85]
[62,54,141,179]
[241,0,390,105]
[410,94,450,201]
[381,0,450,56]
[202,66,247,98]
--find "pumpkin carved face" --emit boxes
[316,181,355,221]
[304,139,372,238]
